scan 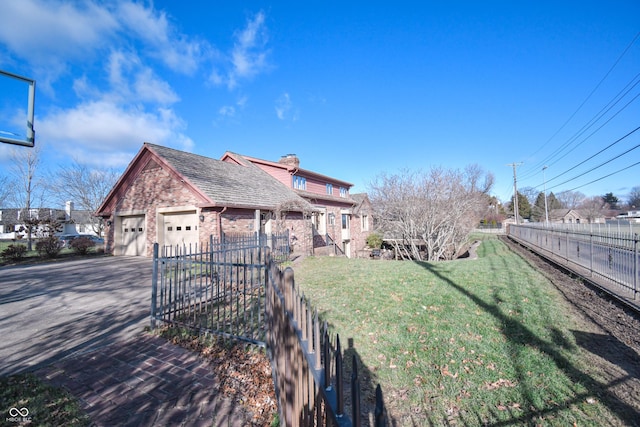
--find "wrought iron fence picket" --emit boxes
[151,231,386,426]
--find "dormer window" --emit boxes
[293,175,307,190]
[340,187,347,198]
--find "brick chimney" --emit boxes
[279,154,300,168]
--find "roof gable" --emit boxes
[223,152,354,188]
[98,143,312,215]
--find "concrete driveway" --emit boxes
[0,256,153,376]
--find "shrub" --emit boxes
[366,233,383,249]
[69,236,96,255]
[36,236,63,258]
[1,244,28,262]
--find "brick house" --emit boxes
[221,152,372,257]
[97,143,372,257]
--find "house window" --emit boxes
[342,214,350,230]
[340,187,347,198]
[326,183,333,195]
[328,213,335,226]
[293,175,307,190]
[361,215,369,231]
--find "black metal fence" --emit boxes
[150,231,387,426]
[151,232,289,344]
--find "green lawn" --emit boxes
[0,373,90,426]
[292,236,622,426]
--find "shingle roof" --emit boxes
[146,143,312,210]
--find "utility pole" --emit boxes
[508,163,522,224]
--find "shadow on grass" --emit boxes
[316,310,392,426]
[343,337,392,427]
[414,259,640,426]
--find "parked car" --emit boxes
[58,234,78,248]
[59,234,104,248]
[80,235,105,245]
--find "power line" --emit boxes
[542,125,640,187]
[561,160,640,194]
[520,71,640,181]
[547,139,640,192]
[519,30,640,180]
[543,83,640,170]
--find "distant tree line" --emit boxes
[507,186,640,222]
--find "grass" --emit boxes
[292,236,622,426]
[0,373,90,426]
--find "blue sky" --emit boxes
[0,1,638,206]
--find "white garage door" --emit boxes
[121,215,146,256]
[163,212,198,250]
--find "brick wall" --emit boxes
[105,157,205,256]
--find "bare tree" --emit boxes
[0,175,11,207]
[556,190,585,209]
[49,160,120,235]
[628,185,640,209]
[8,146,45,250]
[370,165,493,261]
[578,196,608,223]
[519,186,539,207]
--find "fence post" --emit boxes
[590,233,594,278]
[634,233,638,300]
[314,309,321,367]
[151,242,159,329]
[336,334,344,417]
[324,327,331,390]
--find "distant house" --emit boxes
[616,210,640,223]
[548,209,606,224]
[0,202,96,239]
[96,143,373,258]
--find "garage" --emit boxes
[162,211,198,250]
[120,215,146,256]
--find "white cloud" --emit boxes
[216,96,249,122]
[275,93,299,121]
[211,11,270,89]
[73,50,179,106]
[39,101,193,167]
[219,105,236,117]
[0,0,207,80]
[116,2,206,75]
[133,68,180,105]
[0,0,118,68]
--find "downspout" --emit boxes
[217,206,228,241]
